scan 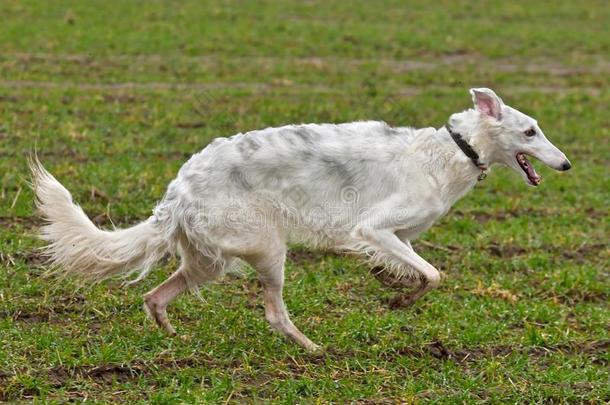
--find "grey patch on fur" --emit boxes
[300,150,314,161]
[236,136,261,159]
[293,126,318,145]
[319,155,356,188]
[229,166,253,190]
[382,124,400,136]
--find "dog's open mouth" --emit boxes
[516,153,541,186]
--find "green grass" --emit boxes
[0,0,608,403]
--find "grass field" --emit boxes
[0,1,608,403]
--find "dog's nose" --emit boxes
[560,160,571,171]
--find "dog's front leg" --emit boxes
[370,239,418,289]
[355,228,441,307]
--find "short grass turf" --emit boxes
[0,0,609,403]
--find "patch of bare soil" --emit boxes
[175,121,206,129]
[287,249,344,266]
[102,93,138,103]
[45,356,218,387]
[0,295,87,324]
[487,242,528,258]
[0,80,602,98]
[0,216,42,229]
[382,339,610,365]
[286,250,325,265]
[2,310,50,323]
[554,290,609,305]
[0,250,47,267]
[49,364,145,386]
[455,207,536,223]
[2,356,221,400]
[2,338,606,400]
[0,370,11,382]
[7,52,610,75]
[456,207,608,224]
[560,243,607,262]
[485,241,608,262]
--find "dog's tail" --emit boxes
[29,158,171,283]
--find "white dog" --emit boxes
[31,88,570,351]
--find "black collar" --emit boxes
[445,124,488,180]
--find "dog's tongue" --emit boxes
[517,153,541,185]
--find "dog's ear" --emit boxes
[470,88,503,120]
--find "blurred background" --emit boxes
[0,1,608,402]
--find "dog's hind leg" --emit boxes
[143,269,188,335]
[245,246,320,352]
[143,240,227,335]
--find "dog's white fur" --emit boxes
[31,88,570,351]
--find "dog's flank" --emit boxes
[31,88,570,351]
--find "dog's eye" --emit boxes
[524,128,536,137]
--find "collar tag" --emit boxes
[477,171,487,181]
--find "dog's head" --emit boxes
[467,88,571,186]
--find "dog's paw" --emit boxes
[371,267,418,290]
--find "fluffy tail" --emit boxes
[30,158,170,283]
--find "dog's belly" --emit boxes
[395,221,435,241]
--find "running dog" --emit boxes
[31,88,571,351]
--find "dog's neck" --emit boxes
[446,109,494,167]
[419,110,498,206]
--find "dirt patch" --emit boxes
[287,250,320,265]
[560,243,607,262]
[1,250,49,268]
[2,356,217,400]
[3,310,51,323]
[0,216,42,229]
[176,121,206,129]
[47,364,146,387]
[287,249,343,266]
[102,93,138,103]
[0,79,271,92]
[455,208,530,223]
[0,80,602,97]
[2,340,606,400]
[384,339,610,364]
[554,290,609,305]
[456,207,608,224]
[43,355,222,388]
[487,241,607,261]
[0,94,19,102]
[0,295,87,324]
[583,207,608,219]
[6,52,610,75]
[488,242,528,258]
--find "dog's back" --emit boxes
[153,121,426,248]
